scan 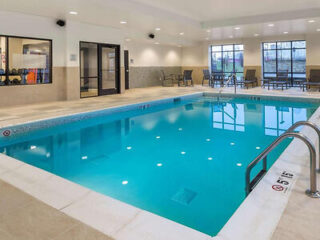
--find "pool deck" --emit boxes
[0,85,320,240]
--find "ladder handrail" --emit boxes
[245,131,319,198]
[287,121,320,171]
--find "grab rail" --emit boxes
[245,132,320,198]
[217,73,237,102]
[287,121,320,171]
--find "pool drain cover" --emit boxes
[172,188,197,205]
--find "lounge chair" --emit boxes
[202,69,212,86]
[237,69,258,89]
[303,69,320,91]
[160,70,174,87]
[178,70,193,86]
[211,72,225,87]
[269,71,290,90]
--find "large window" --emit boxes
[210,44,244,79]
[262,40,306,80]
[0,35,52,86]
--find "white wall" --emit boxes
[124,41,182,67]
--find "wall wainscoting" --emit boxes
[129,66,181,88]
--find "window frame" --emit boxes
[262,40,306,81]
[0,34,53,86]
[210,44,244,78]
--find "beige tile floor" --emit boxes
[1,85,320,240]
[0,180,113,240]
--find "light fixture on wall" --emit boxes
[120,21,127,24]
[179,32,184,35]
[69,11,78,15]
[234,27,240,30]
[155,27,161,31]
[308,20,315,23]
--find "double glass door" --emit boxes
[80,42,120,98]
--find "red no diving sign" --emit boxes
[272,184,284,192]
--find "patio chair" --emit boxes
[211,72,225,87]
[160,70,174,87]
[303,69,320,91]
[202,69,212,86]
[178,70,193,86]
[269,70,290,90]
[237,69,258,89]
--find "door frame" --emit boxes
[79,41,121,98]
[124,50,129,90]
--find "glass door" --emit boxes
[99,44,120,95]
[80,42,98,98]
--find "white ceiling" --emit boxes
[2,0,320,46]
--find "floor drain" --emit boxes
[171,188,197,205]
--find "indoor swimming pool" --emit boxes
[0,94,318,236]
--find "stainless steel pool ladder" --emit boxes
[245,121,320,199]
[217,74,237,102]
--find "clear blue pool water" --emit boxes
[0,96,318,236]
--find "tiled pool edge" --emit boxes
[0,92,319,240]
[0,92,203,136]
[216,106,320,240]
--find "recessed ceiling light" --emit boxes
[230,142,235,146]
[69,11,78,15]
[268,23,274,27]
[122,180,128,185]
[237,163,242,167]
[208,157,213,160]
[234,27,240,30]
[126,146,132,150]
[178,128,183,131]
[254,33,260,37]
[206,29,211,33]
[283,31,289,34]
[157,163,163,167]
[181,151,186,155]
[308,20,315,23]
[229,35,233,38]
[30,145,37,150]
[155,42,160,45]
[256,146,261,150]
[155,27,161,31]
[81,156,88,160]
[317,29,320,32]
[156,136,160,139]
[120,21,127,24]
[206,138,211,142]
[179,32,184,35]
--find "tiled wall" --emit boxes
[129,66,181,88]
